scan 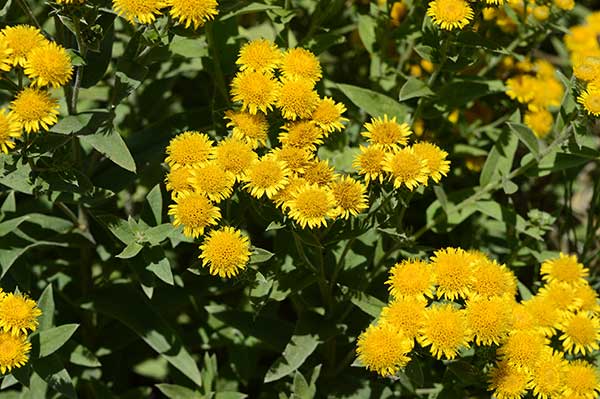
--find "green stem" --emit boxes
[70,17,88,115]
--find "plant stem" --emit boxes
[16,0,41,29]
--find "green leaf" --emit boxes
[508,122,539,158]
[335,83,410,121]
[37,285,54,331]
[33,355,77,399]
[33,324,79,358]
[479,129,519,187]
[0,214,73,237]
[69,345,101,368]
[399,77,433,101]
[169,36,208,58]
[88,284,203,386]
[143,247,174,286]
[220,3,283,20]
[156,384,202,399]
[146,184,163,225]
[264,333,320,383]
[349,291,386,318]
[116,242,143,259]
[80,128,137,173]
[250,248,274,264]
[357,15,377,53]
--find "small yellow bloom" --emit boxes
[0,109,22,154]
[276,78,320,120]
[190,162,235,203]
[1,25,47,66]
[310,97,348,134]
[487,360,531,399]
[243,156,290,199]
[199,227,251,278]
[285,183,337,229]
[0,294,42,335]
[528,351,566,399]
[419,303,471,360]
[532,5,549,21]
[554,0,574,10]
[562,360,600,399]
[213,137,257,181]
[356,323,413,377]
[165,165,195,196]
[578,87,600,117]
[330,175,368,219]
[379,296,426,339]
[301,159,336,186]
[278,121,324,150]
[465,295,513,346]
[224,110,269,148]
[361,115,411,150]
[0,332,31,374]
[386,259,435,299]
[270,145,313,174]
[167,0,218,30]
[231,70,280,115]
[280,48,322,83]
[383,148,429,190]
[524,295,566,337]
[352,145,387,184]
[537,281,580,311]
[0,39,11,73]
[165,131,213,168]
[470,258,517,299]
[411,142,450,183]
[426,0,474,30]
[112,0,166,24]
[390,1,408,26]
[505,75,536,103]
[236,39,281,73]
[559,312,600,355]
[24,42,73,88]
[9,88,59,133]
[168,191,220,238]
[498,330,548,371]
[524,109,553,139]
[429,247,474,300]
[271,176,308,209]
[540,253,589,285]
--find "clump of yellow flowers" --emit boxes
[0,290,42,374]
[503,58,564,138]
[563,11,600,118]
[357,249,600,399]
[0,25,73,154]
[111,0,218,28]
[164,39,451,279]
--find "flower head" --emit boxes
[498,330,548,371]
[524,109,553,139]
[301,159,335,186]
[237,39,281,73]
[356,323,413,377]
[0,332,31,374]
[562,360,600,399]
[190,162,235,203]
[465,295,513,346]
[488,360,531,399]
[271,146,313,174]
[426,0,474,30]
[9,88,59,133]
[24,42,73,88]
[578,87,600,116]
[1,25,47,66]
[411,142,450,183]
[310,97,348,134]
[529,76,563,110]
[573,283,600,314]
[224,110,269,148]
[0,294,42,335]
[524,295,566,337]
[285,183,337,229]
[506,75,536,103]
[199,227,251,278]
[528,351,566,399]
[112,0,165,24]
[165,165,195,196]
[509,303,538,332]
[541,253,589,285]
[430,247,474,300]
[330,175,368,219]
[361,115,411,150]
[243,156,290,199]
[379,297,426,339]
[353,145,386,184]
[168,192,220,238]
[271,176,308,209]
[559,312,600,355]
[231,70,280,114]
[165,131,213,168]
[276,78,320,120]
[167,0,218,29]
[419,303,470,360]
[0,109,22,154]
[0,39,11,73]
[383,148,429,190]
[278,121,324,150]
[213,137,257,180]
[386,259,435,299]
[280,48,322,83]
[470,258,517,299]
[537,281,581,311]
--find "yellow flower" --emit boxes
[537,281,581,311]
[165,131,213,168]
[270,146,313,174]
[0,294,42,335]
[9,88,59,133]
[379,297,426,339]
[532,5,549,21]
[470,258,517,299]
[301,159,336,186]
[0,332,31,374]
[411,142,450,183]
[213,137,257,181]
[505,75,536,103]
[573,283,600,314]
[0,39,11,73]
[243,156,290,199]
[224,110,269,148]
[0,109,22,154]
[528,351,566,399]
[167,0,218,29]
[236,39,281,73]
[280,48,322,83]
[559,312,600,355]
[330,175,368,219]
[524,109,553,139]
[430,247,473,300]
[165,165,195,196]
[509,303,538,332]
[356,323,413,377]
[353,145,386,184]
[271,176,307,209]
[386,259,435,299]
[534,60,556,79]
[498,330,548,371]
[573,56,600,82]
[361,115,411,150]
[562,360,600,399]
[231,70,280,114]
[540,253,589,285]
[24,42,73,88]
[488,360,531,399]
[390,1,408,26]
[554,0,574,10]
[112,0,165,24]
[278,121,324,150]
[168,192,220,238]
[578,87,600,117]
[276,78,320,120]
[310,97,348,134]
[465,295,513,346]
[285,183,337,229]
[199,227,250,278]
[524,295,566,337]
[190,162,235,203]
[426,0,474,30]
[419,303,470,360]
[383,148,429,191]
[1,25,47,66]
[529,78,563,110]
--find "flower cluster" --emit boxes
[112,0,218,28]
[0,291,42,375]
[563,11,600,117]
[352,116,450,190]
[0,25,72,153]
[356,249,600,399]
[503,58,564,138]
